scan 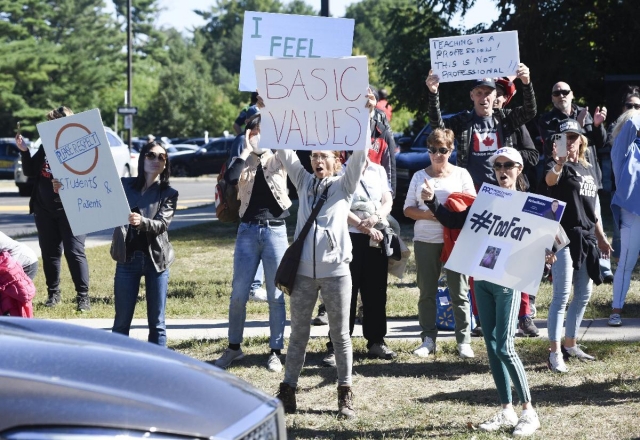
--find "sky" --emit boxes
[141,0,500,34]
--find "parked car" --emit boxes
[182,137,209,147]
[170,137,234,177]
[15,127,132,196]
[0,138,24,179]
[0,317,286,439]
[167,144,201,156]
[393,114,456,215]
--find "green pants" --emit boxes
[414,241,471,344]
[474,280,531,405]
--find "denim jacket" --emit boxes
[110,178,179,272]
[236,151,291,218]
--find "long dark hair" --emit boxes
[134,141,171,190]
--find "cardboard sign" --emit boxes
[239,11,354,91]
[255,56,370,151]
[430,31,520,83]
[36,109,130,236]
[444,184,565,294]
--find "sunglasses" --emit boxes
[145,151,166,162]
[310,153,334,161]
[552,90,571,97]
[492,161,518,170]
[624,102,640,110]
[427,147,450,155]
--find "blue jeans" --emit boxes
[113,251,170,346]
[228,222,287,349]
[548,247,593,341]
[252,261,264,292]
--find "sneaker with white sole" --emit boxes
[413,337,435,358]
[267,352,283,372]
[214,348,244,368]
[457,343,475,358]
[367,342,397,360]
[478,408,518,432]
[608,313,622,327]
[249,287,268,302]
[547,351,568,373]
[564,344,596,361]
[513,411,541,437]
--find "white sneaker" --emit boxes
[513,411,541,437]
[214,348,244,368]
[608,313,622,327]
[413,337,435,357]
[267,352,282,372]
[457,343,475,358]
[249,287,268,302]
[547,351,568,373]
[478,408,518,432]
[564,344,596,361]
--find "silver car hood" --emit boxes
[0,318,275,437]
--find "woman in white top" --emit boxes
[403,128,476,358]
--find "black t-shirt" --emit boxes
[34,155,63,214]
[126,225,150,256]
[241,161,289,222]
[467,113,504,186]
[546,160,598,232]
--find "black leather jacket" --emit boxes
[110,178,179,272]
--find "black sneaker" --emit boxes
[312,304,328,326]
[76,295,91,312]
[471,325,484,337]
[322,347,336,367]
[276,382,297,414]
[45,291,61,308]
[518,316,539,337]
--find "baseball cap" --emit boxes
[488,147,523,166]
[496,78,517,106]
[246,105,260,119]
[557,118,584,135]
[471,79,496,91]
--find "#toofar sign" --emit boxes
[254,56,370,151]
[36,109,130,236]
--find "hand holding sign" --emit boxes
[426,70,440,94]
[515,63,530,85]
[421,178,435,202]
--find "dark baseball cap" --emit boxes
[557,118,584,135]
[471,80,496,91]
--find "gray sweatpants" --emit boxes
[284,274,352,387]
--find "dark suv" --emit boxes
[0,138,22,179]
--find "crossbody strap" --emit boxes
[296,185,330,242]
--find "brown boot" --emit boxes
[276,382,296,414]
[337,385,355,419]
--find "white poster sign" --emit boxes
[430,31,520,83]
[239,11,354,91]
[444,184,565,295]
[255,56,370,151]
[36,109,130,236]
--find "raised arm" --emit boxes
[276,149,308,191]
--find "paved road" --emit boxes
[0,177,217,237]
[50,317,640,343]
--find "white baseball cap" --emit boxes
[488,147,523,166]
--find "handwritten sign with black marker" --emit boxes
[239,11,354,91]
[254,56,369,151]
[36,109,130,236]
[430,31,520,83]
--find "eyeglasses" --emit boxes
[552,90,571,97]
[427,147,450,155]
[310,153,333,161]
[624,102,640,110]
[492,161,518,170]
[145,151,166,162]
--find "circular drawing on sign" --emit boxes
[55,123,99,175]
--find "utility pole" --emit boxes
[321,0,329,17]
[126,0,133,152]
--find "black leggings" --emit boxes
[34,209,89,296]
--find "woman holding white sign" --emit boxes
[544,120,612,372]
[422,147,550,437]
[15,106,91,312]
[109,141,178,347]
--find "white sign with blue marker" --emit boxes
[36,108,130,236]
[239,11,354,91]
[429,31,520,83]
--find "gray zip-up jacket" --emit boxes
[276,147,368,279]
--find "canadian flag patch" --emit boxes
[473,132,501,152]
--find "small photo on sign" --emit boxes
[522,196,564,222]
[479,246,501,270]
